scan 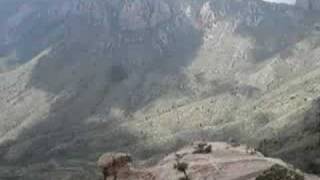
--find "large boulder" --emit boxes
[97,152,132,179]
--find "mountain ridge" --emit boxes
[0,0,320,179]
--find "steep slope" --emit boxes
[0,0,320,179]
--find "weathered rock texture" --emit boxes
[97,152,132,180]
[97,142,320,180]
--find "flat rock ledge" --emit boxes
[97,142,320,180]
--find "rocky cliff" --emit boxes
[96,142,320,180]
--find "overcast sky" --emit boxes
[262,0,296,4]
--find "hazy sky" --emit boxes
[262,0,296,4]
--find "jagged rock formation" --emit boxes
[97,142,320,180]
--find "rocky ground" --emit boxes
[96,142,320,180]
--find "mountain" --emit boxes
[0,0,320,179]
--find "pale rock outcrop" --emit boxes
[199,2,216,29]
[97,142,320,180]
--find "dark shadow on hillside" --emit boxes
[3,1,320,179]
[1,1,204,175]
[273,98,320,174]
[243,97,320,175]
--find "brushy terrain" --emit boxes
[0,0,320,179]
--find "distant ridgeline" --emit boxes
[296,0,320,11]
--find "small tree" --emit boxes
[174,153,190,180]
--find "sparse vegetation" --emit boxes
[256,164,304,180]
[98,153,132,180]
[174,153,190,180]
[1,0,320,179]
[192,142,212,154]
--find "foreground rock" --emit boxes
[97,152,132,180]
[98,142,319,180]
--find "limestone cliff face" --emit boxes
[296,0,320,11]
[0,0,183,61]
